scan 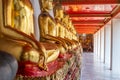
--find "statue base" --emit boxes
[15,47,82,80]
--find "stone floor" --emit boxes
[80,53,120,80]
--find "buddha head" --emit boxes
[39,0,53,12]
[53,3,64,21]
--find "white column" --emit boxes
[112,18,120,74]
[100,27,105,62]
[104,26,106,63]
[99,30,101,60]
[104,23,111,69]
[96,33,98,58]
[110,20,113,70]
[94,33,98,59]
[93,34,96,54]
[97,31,101,60]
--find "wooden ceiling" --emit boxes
[54,0,120,34]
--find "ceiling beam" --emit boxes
[77,30,97,31]
[58,0,120,4]
[96,5,120,33]
[72,20,104,22]
[74,24,102,26]
[75,27,100,29]
[77,30,97,32]
[74,25,100,27]
[77,31,95,34]
[75,28,99,31]
[72,21,104,25]
[75,25,100,28]
[75,27,100,28]
[77,32,94,34]
[69,14,111,17]
[111,5,120,17]
[76,29,98,31]
[74,24,104,26]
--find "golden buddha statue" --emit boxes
[38,0,68,54]
[60,13,77,49]
[68,22,80,48]
[53,3,65,38]
[0,0,48,70]
[53,3,75,51]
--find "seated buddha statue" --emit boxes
[68,20,80,48]
[0,0,48,70]
[69,22,81,48]
[62,12,81,50]
[53,3,72,51]
[61,14,77,49]
[38,0,68,54]
[69,20,81,45]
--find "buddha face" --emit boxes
[56,9,64,19]
[41,0,53,11]
[54,3,64,19]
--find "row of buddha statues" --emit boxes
[0,0,81,73]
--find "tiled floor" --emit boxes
[80,53,120,80]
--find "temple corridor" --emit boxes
[1,0,120,80]
[80,53,120,80]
